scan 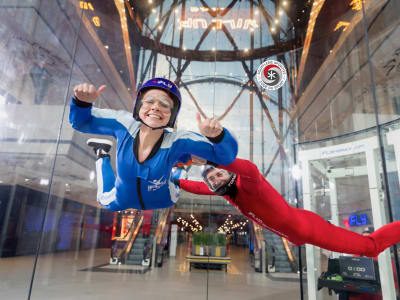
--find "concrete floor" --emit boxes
[0,244,302,300]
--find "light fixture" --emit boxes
[244,48,248,52]
[104,45,109,49]
[40,178,49,186]
[274,19,279,24]
[283,0,288,6]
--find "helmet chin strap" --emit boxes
[138,118,169,130]
[213,174,237,196]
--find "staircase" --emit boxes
[126,231,154,265]
[263,230,294,273]
[125,212,159,266]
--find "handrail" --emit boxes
[152,207,172,268]
[251,222,264,251]
[282,237,298,272]
[154,207,172,245]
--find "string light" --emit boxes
[176,215,202,232]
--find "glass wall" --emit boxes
[0,0,399,299]
[295,0,400,299]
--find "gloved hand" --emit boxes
[170,167,183,187]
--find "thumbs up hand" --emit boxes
[73,83,106,103]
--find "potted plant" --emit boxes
[209,233,226,257]
[192,232,206,256]
[215,233,227,257]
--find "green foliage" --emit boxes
[204,232,213,246]
[216,233,227,246]
[193,232,202,245]
[192,232,226,246]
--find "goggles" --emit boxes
[141,95,173,112]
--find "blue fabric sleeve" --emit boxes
[172,128,238,166]
[69,97,128,138]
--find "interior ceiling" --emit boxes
[126,0,310,62]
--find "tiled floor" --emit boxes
[0,244,302,300]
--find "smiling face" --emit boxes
[205,168,231,190]
[138,89,174,128]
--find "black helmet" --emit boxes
[201,165,237,196]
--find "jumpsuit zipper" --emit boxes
[136,178,146,210]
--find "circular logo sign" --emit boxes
[256,60,287,90]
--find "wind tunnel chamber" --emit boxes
[0,0,400,299]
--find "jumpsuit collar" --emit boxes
[134,131,165,164]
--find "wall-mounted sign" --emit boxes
[92,16,101,27]
[179,7,258,31]
[348,213,370,227]
[256,60,287,90]
[350,0,364,11]
[80,1,94,11]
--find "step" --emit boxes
[131,248,144,255]
[126,260,142,265]
[275,266,294,273]
[128,254,144,261]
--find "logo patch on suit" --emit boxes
[148,176,167,191]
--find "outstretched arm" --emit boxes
[69,83,134,138]
[171,129,238,167]
[215,158,260,180]
[177,179,216,196]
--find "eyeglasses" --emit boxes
[141,95,173,112]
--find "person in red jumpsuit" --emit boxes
[172,157,400,257]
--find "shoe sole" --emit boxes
[87,138,113,152]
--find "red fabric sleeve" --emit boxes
[217,158,259,179]
[179,179,216,196]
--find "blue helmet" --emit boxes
[133,78,182,129]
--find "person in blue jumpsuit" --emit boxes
[69,78,238,211]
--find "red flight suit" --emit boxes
[178,158,400,257]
